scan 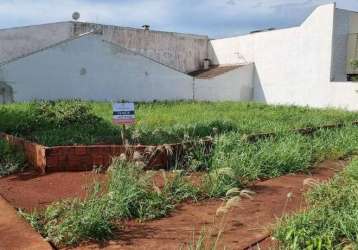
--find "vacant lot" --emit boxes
[8,124,358,248]
[0,100,357,146]
[0,100,357,249]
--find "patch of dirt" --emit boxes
[0,196,52,250]
[0,170,106,211]
[0,169,204,211]
[74,160,346,250]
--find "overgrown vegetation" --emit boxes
[20,124,358,247]
[204,126,358,197]
[275,158,358,250]
[0,139,25,177]
[9,100,357,247]
[0,100,357,146]
[22,159,201,246]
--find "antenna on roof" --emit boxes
[72,12,80,21]
[142,25,150,31]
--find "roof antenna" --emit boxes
[142,24,150,31]
[72,12,80,21]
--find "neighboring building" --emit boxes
[0,3,357,110]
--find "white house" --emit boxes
[0,3,357,110]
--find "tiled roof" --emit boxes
[189,65,242,79]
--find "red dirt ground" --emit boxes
[0,170,106,211]
[0,160,346,250]
[0,195,52,250]
[0,170,202,211]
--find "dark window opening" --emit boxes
[347,74,358,81]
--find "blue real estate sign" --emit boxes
[112,102,135,125]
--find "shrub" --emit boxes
[0,139,25,177]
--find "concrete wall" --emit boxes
[194,64,254,101]
[209,4,358,110]
[0,34,194,102]
[73,22,208,73]
[0,22,73,65]
[0,21,209,73]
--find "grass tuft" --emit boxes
[275,158,358,249]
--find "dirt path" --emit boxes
[0,195,52,250]
[74,160,345,250]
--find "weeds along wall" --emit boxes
[209,4,358,111]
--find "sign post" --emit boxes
[112,102,135,145]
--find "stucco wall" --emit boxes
[194,64,254,101]
[73,22,209,73]
[0,22,73,65]
[209,4,358,110]
[0,35,194,102]
[0,21,208,74]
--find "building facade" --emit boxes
[0,3,357,110]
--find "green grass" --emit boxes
[274,158,358,250]
[0,100,357,146]
[0,139,25,177]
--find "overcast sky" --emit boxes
[1,0,358,38]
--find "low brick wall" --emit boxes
[45,144,170,172]
[0,133,47,171]
[0,132,206,173]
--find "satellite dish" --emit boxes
[72,12,80,21]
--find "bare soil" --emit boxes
[0,160,345,250]
[0,170,106,211]
[0,195,52,250]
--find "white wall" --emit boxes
[194,64,254,101]
[209,4,358,110]
[0,35,194,102]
